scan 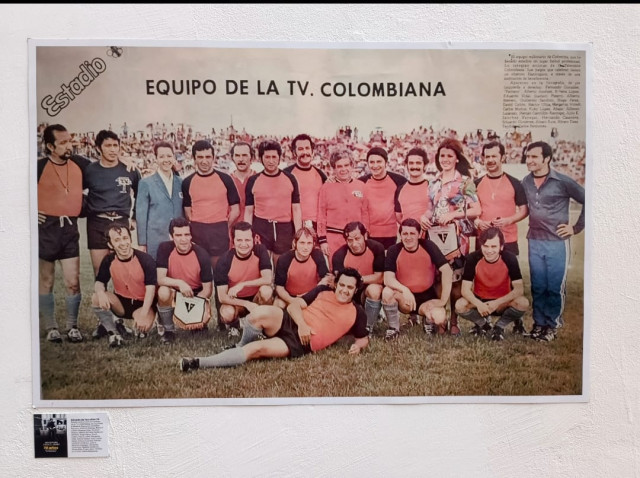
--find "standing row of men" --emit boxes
[38,124,584,355]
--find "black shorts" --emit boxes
[503,241,519,256]
[369,236,397,250]
[114,293,157,319]
[190,221,230,257]
[253,216,294,255]
[87,215,129,250]
[39,216,79,261]
[275,310,312,358]
[412,287,438,314]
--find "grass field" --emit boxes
[38,209,585,401]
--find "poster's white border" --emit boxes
[29,39,592,408]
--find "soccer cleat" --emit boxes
[180,357,200,372]
[450,324,461,337]
[423,321,436,335]
[227,326,241,338]
[92,323,108,340]
[408,314,420,327]
[528,325,544,340]
[384,328,400,341]
[536,327,557,342]
[156,322,165,337]
[47,329,62,343]
[116,319,133,338]
[66,327,84,343]
[108,333,124,348]
[512,319,526,335]
[160,331,175,345]
[491,327,505,341]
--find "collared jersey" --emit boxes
[299,285,368,352]
[37,156,88,217]
[522,169,585,241]
[359,171,407,238]
[475,173,527,244]
[385,239,448,293]
[284,164,327,223]
[156,241,213,290]
[462,250,522,299]
[317,179,369,240]
[214,244,271,297]
[96,249,157,301]
[83,161,141,217]
[182,170,240,224]
[275,248,329,296]
[394,179,432,223]
[245,170,300,222]
[332,239,385,276]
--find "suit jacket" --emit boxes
[136,172,184,260]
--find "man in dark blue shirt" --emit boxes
[522,141,585,342]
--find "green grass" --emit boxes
[38,213,585,401]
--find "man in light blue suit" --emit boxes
[136,141,184,260]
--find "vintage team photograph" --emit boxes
[31,42,588,404]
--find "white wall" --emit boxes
[2,4,638,476]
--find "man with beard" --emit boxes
[91,224,157,348]
[182,140,240,268]
[179,268,368,371]
[37,124,89,343]
[284,134,327,231]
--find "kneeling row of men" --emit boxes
[90,214,528,359]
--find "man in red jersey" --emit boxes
[284,134,327,232]
[229,141,255,228]
[359,147,407,249]
[244,140,302,264]
[455,227,529,341]
[395,147,432,229]
[91,225,157,348]
[179,268,368,371]
[182,140,240,268]
[332,222,385,334]
[382,219,452,340]
[317,150,370,263]
[37,124,89,343]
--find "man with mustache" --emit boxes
[284,134,327,232]
[229,141,255,228]
[394,147,433,229]
[474,141,529,334]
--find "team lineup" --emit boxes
[37,125,585,375]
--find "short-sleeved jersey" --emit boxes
[156,241,213,291]
[299,285,368,352]
[284,164,327,223]
[475,173,527,244]
[394,179,432,223]
[317,179,369,240]
[245,171,300,222]
[462,250,522,300]
[83,161,141,217]
[182,170,240,224]
[96,249,157,301]
[214,244,271,297]
[275,248,328,296]
[37,155,89,217]
[359,172,407,238]
[385,240,448,293]
[230,171,254,226]
[332,239,385,277]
